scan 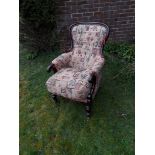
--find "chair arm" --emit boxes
[51,52,72,71]
[47,63,57,73]
[87,57,104,102]
[89,56,105,77]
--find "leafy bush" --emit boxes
[104,42,135,63]
[104,42,135,79]
[20,0,57,56]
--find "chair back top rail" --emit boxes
[69,22,110,49]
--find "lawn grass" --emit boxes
[20,46,135,155]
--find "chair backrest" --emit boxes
[69,22,109,70]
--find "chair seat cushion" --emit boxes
[46,68,92,103]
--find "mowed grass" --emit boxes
[20,47,135,155]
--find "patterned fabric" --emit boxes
[46,24,108,103]
[52,52,72,70]
[46,68,92,103]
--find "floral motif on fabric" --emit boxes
[46,24,108,103]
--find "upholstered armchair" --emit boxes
[46,22,109,118]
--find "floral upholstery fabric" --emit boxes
[52,52,72,70]
[46,24,109,103]
[46,68,92,103]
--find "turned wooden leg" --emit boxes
[85,74,96,119]
[86,93,92,119]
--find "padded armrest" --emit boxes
[89,56,105,77]
[47,63,57,73]
[52,52,72,71]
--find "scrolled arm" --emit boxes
[47,63,57,73]
[89,56,105,77]
[87,56,104,104]
[51,52,72,71]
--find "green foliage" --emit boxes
[20,46,134,154]
[104,42,135,78]
[104,42,135,63]
[26,51,38,60]
[19,0,57,53]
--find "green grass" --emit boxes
[20,46,135,155]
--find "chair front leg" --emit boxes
[86,93,92,119]
[85,74,96,119]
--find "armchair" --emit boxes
[46,22,109,118]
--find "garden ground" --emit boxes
[20,45,134,155]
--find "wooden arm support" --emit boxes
[85,73,97,119]
[47,63,57,73]
[87,73,96,101]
